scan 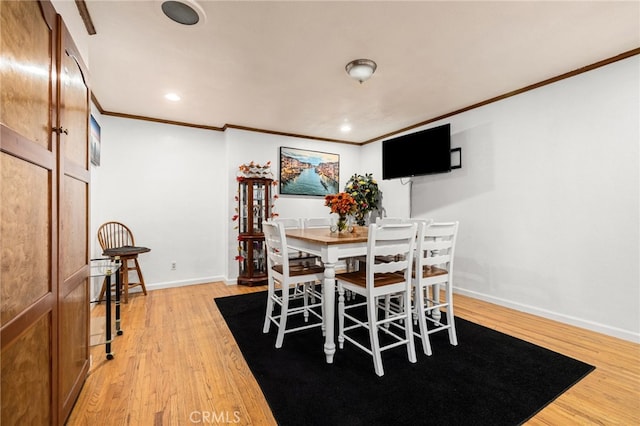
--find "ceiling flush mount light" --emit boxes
[161,0,205,25]
[345,59,377,84]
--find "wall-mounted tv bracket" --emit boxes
[450,147,462,169]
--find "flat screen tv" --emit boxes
[382,123,451,180]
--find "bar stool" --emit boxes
[97,221,151,304]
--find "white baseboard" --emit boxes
[143,275,227,291]
[91,276,238,303]
[455,287,640,344]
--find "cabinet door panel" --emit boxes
[0,152,51,324]
[59,280,89,410]
[0,1,58,424]
[1,315,53,425]
[61,175,89,279]
[0,0,53,148]
[57,17,91,424]
[60,46,89,168]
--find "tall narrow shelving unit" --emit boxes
[237,177,272,286]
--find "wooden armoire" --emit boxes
[1,1,91,424]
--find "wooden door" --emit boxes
[1,0,59,423]
[57,15,91,424]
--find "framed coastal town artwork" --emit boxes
[279,147,340,196]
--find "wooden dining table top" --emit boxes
[285,226,369,245]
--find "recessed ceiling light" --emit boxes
[340,123,352,133]
[165,93,181,101]
[161,0,205,26]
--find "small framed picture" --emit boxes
[90,114,101,166]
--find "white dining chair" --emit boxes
[273,217,313,266]
[412,221,459,355]
[302,217,333,229]
[273,217,301,228]
[335,222,418,376]
[262,220,325,348]
[300,217,333,261]
[275,217,323,303]
[375,216,406,224]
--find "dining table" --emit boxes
[285,226,369,363]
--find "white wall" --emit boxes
[91,116,228,295]
[405,56,639,342]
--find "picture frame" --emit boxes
[90,114,101,166]
[279,147,340,196]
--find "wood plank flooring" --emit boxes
[67,282,639,425]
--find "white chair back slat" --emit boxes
[424,223,457,237]
[263,221,287,269]
[374,260,410,275]
[375,217,406,225]
[366,223,417,289]
[420,239,453,249]
[273,217,302,229]
[303,217,332,228]
[416,223,457,271]
[422,255,450,267]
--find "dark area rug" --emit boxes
[214,291,594,426]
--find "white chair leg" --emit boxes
[383,295,391,329]
[320,283,326,337]
[367,299,384,377]
[416,285,433,356]
[446,287,458,346]
[303,283,310,322]
[309,281,317,304]
[275,288,290,348]
[403,289,417,363]
[263,279,275,333]
[337,285,345,349]
[431,283,442,322]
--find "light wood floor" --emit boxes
[67,282,639,425]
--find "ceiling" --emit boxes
[84,0,640,144]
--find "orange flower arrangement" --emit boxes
[324,193,357,234]
[324,192,357,216]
